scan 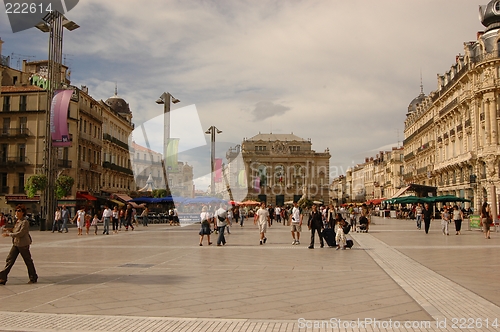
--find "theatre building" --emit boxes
[240,133,330,206]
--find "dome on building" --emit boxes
[105,94,130,114]
[407,93,425,114]
[479,1,500,31]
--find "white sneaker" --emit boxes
[296,240,300,245]
[292,240,297,245]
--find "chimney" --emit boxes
[477,31,484,40]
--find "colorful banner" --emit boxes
[165,138,180,172]
[215,158,223,183]
[51,89,73,147]
[253,176,260,192]
[469,215,481,229]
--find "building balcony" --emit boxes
[80,132,102,146]
[57,159,72,168]
[417,167,428,175]
[0,156,30,167]
[0,127,31,137]
[103,133,129,150]
[12,186,25,194]
[102,161,133,175]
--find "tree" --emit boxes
[55,175,74,199]
[25,174,48,198]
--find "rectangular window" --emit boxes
[19,117,27,135]
[19,95,27,112]
[2,96,10,112]
[2,118,10,135]
[17,173,24,194]
[18,144,25,162]
[0,173,7,194]
[0,144,7,163]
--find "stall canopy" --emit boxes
[76,192,97,201]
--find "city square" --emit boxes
[0,217,498,331]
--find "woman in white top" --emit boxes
[73,207,86,236]
[452,205,464,235]
[199,206,212,246]
[52,207,62,233]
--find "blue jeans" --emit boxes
[61,218,68,232]
[416,215,422,229]
[51,219,60,232]
[103,217,110,234]
[142,216,148,226]
[217,226,226,245]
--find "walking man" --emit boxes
[290,201,303,245]
[308,204,324,249]
[255,202,270,245]
[60,205,70,233]
[423,203,433,234]
[102,205,112,235]
[215,203,228,246]
[415,203,423,230]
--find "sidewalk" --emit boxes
[0,217,497,331]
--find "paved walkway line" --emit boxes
[351,232,500,331]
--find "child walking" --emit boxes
[334,213,347,250]
[91,214,100,235]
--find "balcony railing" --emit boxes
[404,152,414,160]
[0,128,31,137]
[102,161,133,175]
[417,167,428,175]
[103,133,129,150]
[57,159,72,168]
[0,156,30,166]
[12,186,25,194]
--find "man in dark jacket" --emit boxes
[423,203,434,234]
[308,204,324,249]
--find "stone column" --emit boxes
[490,97,498,145]
[485,99,492,145]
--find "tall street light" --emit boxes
[156,92,180,191]
[205,126,222,196]
[36,11,79,230]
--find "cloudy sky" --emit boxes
[0,0,487,189]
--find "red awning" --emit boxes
[76,192,97,201]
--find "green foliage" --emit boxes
[24,174,48,198]
[55,175,74,199]
[152,189,168,198]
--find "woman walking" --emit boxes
[452,205,464,235]
[0,204,38,284]
[481,202,492,239]
[199,206,212,246]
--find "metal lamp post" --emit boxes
[156,92,180,191]
[205,126,222,196]
[36,11,79,230]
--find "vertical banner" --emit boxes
[253,176,260,192]
[165,138,180,172]
[238,170,247,188]
[214,158,223,183]
[51,89,73,147]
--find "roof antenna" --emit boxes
[115,82,118,96]
[420,70,424,96]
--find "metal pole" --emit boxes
[210,127,215,196]
[43,11,63,231]
[163,93,170,191]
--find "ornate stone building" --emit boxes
[241,133,330,205]
[404,0,500,215]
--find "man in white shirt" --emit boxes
[275,206,281,223]
[101,205,112,235]
[254,202,270,245]
[290,201,303,245]
[215,204,228,246]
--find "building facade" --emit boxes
[241,133,330,205]
[404,0,500,214]
[0,43,135,214]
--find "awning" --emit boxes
[391,186,410,199]
[113,193,134,203]
[76,192,97,201]
[109,199,125,207]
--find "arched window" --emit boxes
[274,165,285,186]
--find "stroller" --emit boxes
[357,216,369,233]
